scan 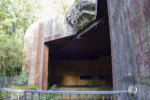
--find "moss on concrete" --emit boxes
[66,0,96,31]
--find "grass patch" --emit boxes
[10,85,37,90]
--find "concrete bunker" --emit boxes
[24,0,113,90]
[45,0,112,88]
[47,23,112,88]
[24,0,150,99]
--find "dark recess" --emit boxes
[80,75,92,80]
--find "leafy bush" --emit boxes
[0,0,41,77]
[13,72,28,86]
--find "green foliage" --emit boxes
[0,0,76,77]
[52,0,74,14]
[88,79,96,86]
[0,0,76,88]
[0,0,41,77]
[0,34,23,76]
[11,85,37,90]
[32,94,59,100]
[13,72,28,86]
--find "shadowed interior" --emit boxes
[46,0,112,88]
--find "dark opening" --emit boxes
[80,75,92,80]
[47,0,112,89]
[99,75,112,80]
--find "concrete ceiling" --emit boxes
[47,19,111,60]
[47,0,110,60]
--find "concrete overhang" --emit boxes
[46,0,110,60]
[44,0,108,42]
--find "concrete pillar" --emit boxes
[35,22,44,89]
[42,44,49,90]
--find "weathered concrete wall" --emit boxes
[24,22,39,85]
[49,57,112,87]
[24,13,75,89]
[108,0,150,99]
[44,14,76,42]
[24,21,45,88]
[24,1,99,89]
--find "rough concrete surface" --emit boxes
[107,0,150,99]
[24,13,75,88]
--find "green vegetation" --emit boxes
[0,0,41,77]
[11,85,37,90]
[12,72,28,86]
[0,0,75,78]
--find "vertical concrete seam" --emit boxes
[39,23,45,90]
[107,0,117,90]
